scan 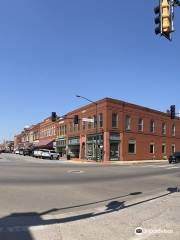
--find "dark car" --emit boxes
[23,149,33,156]
[169,152,180,164]
[19,149,24,155]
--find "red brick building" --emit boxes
[56,98,180,161]
[36,117,57,149]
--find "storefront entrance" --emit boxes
[68,137,80,158]
[86,134,103,161]
[110,133,120,161]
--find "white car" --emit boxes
[33,150,43,158]
[41,150,59,160]
[15,150,20,154]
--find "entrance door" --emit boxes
[110,142,119,161]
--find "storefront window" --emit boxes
[86,135,103,160]
[149,143,155,154]
[110,143,119,160]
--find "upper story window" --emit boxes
[88,116,92,129]
[69,123,73,132]
[112,113,118,128]
[138,118,143,132]
[94,115,97,128]
[82,120,86,130]
[150,120,155,133]
[99,113,103,128]
[172,124,176,136]
[125,115,131,131]
[162,123,167,135]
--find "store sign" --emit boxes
[110,134,120,141]
[68,138,80,145]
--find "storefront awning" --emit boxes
[34,139,54,149]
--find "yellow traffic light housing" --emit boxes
[162,0,171,33]
[154,0,174,41]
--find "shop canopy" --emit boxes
[33,139,54,149]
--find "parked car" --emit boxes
[15,150,20,154]
[41,150,59,160]
[33,150,43,158]
[169,152,180,164]
[19,149,24,155]
[23,149,33,156]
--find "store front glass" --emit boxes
[68,137,80,158]
[56,137,66,157]
[86,134,103,161]
[110,134,120,161]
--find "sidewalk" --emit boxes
[68,158,168,166]
[1,187,180,240]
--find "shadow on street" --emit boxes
[0,187,179,240]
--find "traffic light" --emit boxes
[74,115,79,124]
[154,3,161,35]
[154,0,174,41]
[51,112,57,122]
[170,105,176,119]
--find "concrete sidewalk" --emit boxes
[1,187,180,240]
[68,158,169,165]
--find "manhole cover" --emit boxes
[68,170,84,174]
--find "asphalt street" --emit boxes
[0,153,179,217]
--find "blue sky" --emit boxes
[0,0,180,142]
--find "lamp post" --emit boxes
[76,95,98,161]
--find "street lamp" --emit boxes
[76,95,98,161]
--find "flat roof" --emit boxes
[66,97,174,118]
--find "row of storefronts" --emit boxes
[12,98,180,161]
[55,133,120,161]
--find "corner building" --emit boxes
[56,98,180,161]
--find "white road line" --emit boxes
[166,166,180,170]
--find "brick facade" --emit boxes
[60,98,180,161]
[11,97,180,161]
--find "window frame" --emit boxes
[162,123,167,135]
[149,143,155,154]
[150,120,155,133]
[99,113,103,128]
[128,140,136,154]
[112,112,118,128]
[172,124,176,136]
[138,118,143,132]
[162,143,166,155]
[125,115,131,131]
